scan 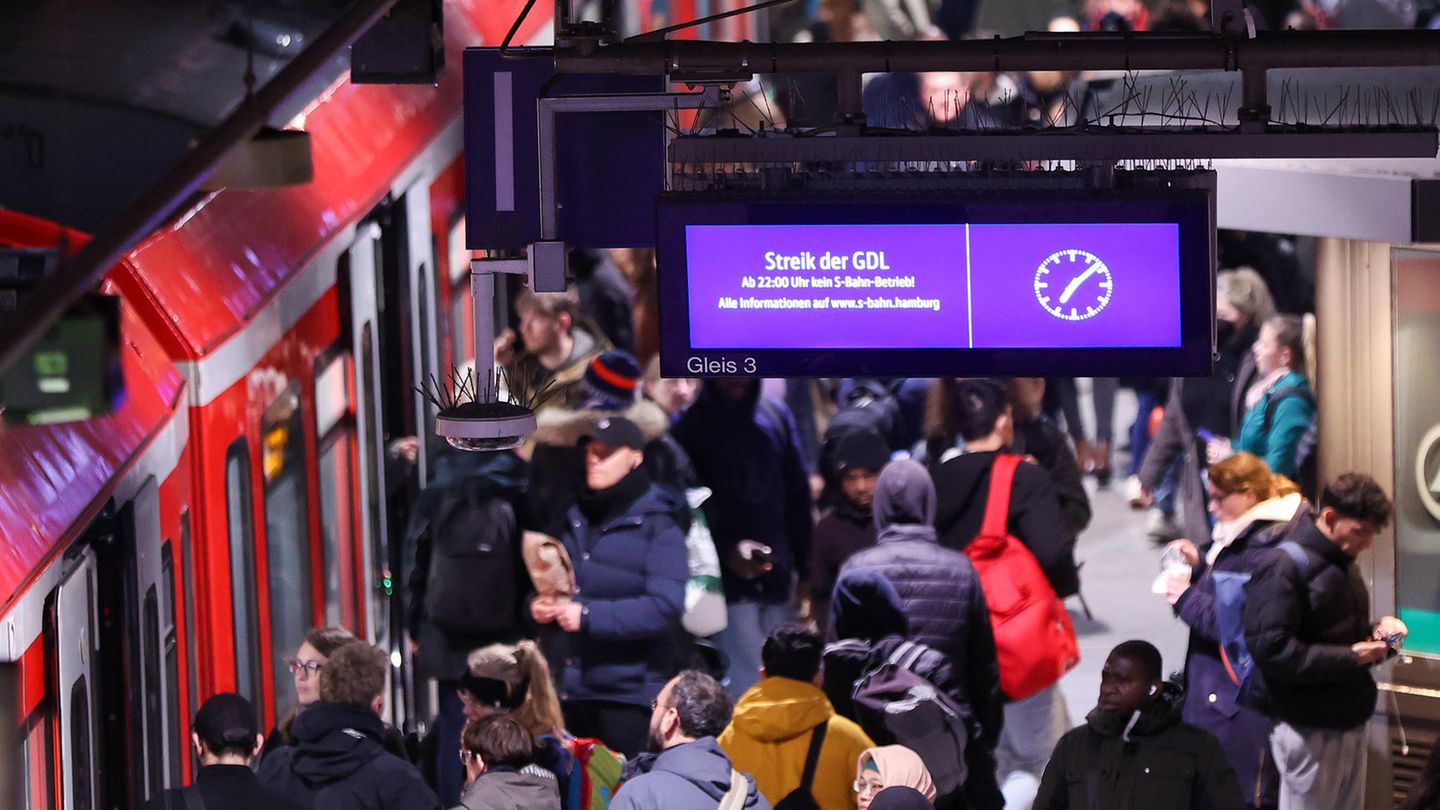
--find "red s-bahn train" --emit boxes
[0,2,551,807]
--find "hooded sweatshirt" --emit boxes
[931,450,1078,597]
[718,677,875,810]
[256,702,439,810]
[834,462,1002,742]
[1033,684,1246,810]
[611,736,771,810]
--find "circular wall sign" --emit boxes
[1416,423,1440,524]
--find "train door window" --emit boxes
[447,219,475,370]
[226,439,262,702]
[316,351,358,629]
[54,551,99,810]
[142,584,162,797]
[69,678,93,810]
[181,512,198,730]
[161,542,181,784]
[263,384,313,724]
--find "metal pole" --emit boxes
[0,0,403,379]
[553,30,1440,76]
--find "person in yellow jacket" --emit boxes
[719,625,876,809]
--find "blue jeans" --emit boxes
[995,683,1070,810]
[713,600,794,697]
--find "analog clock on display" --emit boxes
[1034,249,1113,321]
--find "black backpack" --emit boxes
[1262,385,1317,500]
[423,478,521,637]
[851,642,971,798]
[772,720,829,810]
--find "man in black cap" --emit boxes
[808,427,888,636]
[146,693,305,810]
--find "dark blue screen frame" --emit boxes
[656,189,1216,378]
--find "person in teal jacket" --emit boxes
[1222,314,1315,480]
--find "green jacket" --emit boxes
[1035,684,1245,810]
[1235,371,1314,478]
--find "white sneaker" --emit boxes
[1145,508,1181,541]
[1124,475,1146,509]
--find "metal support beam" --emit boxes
[554,30,1440,77]
[0,0,404,380]
[669,128,1439,163]
[536,90,712,240]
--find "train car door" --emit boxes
[122,478,176,800]
[51,549,100,810]
[346,223,396,721]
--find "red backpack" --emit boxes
[962,453,1079,700]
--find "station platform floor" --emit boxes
[1053,384,1191,727]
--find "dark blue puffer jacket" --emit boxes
[559,483,689,707]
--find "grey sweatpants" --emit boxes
[1270,720,1367,810]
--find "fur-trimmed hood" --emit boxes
[531,399,671,448]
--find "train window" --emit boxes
[360,323,387,641]
[69,677,93,810]
[181,512,198,734]
[316,352,358,629]
[142,585,163,797]
[225,440,262,703]
[263,384,313,724]
[161,542,181,785]
[447,220,474,369]
[22,714,54,809]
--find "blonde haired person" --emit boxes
[854,746,938,810]
[1161,452,1303,808]
[462,640,565,740]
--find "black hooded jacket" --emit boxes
[931,451,1079,598]
[257,702,439,810]
[1035,684,1246,810]
[1241,511,1380,730]
[831,461,1002,745]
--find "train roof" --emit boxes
[0,210,185,608]
[110,0,549,363]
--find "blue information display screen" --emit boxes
[657,191,1214,377]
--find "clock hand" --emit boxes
[1058,262,1102,305]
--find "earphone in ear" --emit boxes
[1149,685,1158,696]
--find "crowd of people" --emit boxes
[145,238,1437,810]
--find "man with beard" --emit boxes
[611,671,771,810]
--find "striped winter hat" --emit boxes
[580,350,642,410]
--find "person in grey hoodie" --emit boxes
[455,714,560,810]
[612,671,771,810]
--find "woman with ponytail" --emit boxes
[1159,452,1304,809]
[462,640,617,810]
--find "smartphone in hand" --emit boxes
[1196,428,1217,443]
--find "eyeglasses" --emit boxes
[1207,489,1239,505]
[853,780,883,796]
[287,659,324,678]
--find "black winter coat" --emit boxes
[1011,415,1092,539]
[932,451,1079,598]
[256,702,439,810]
[1242,512,1380,730]
[808,498,877,637]
[1035,685,1246,810]
[835,535,1001,742]
[145,765,306,810]
[673,381,814,604]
